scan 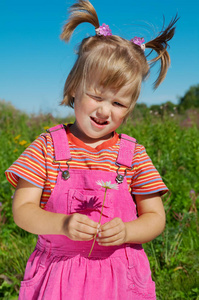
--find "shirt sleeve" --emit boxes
[5,135,48,189]
[131,144,168,196]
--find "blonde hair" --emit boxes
[60,0,178,113]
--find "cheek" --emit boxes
[83,99,99,115]
[113,109,128,121]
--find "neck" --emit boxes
[69,123,114,148]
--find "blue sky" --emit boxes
[1,0,199,117]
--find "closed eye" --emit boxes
[86,93,102,101]
[114,102,125,107]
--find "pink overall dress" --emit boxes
[18,124,156,300]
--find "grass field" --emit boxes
[0,100,199,299]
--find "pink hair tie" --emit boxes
[131,37,145,51]
[95,23,112,36]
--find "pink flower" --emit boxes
[190,189,195,194]
[95,24,112,36]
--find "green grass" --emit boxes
[0,100,199,299]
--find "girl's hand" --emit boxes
[96,193,166,246]
[63,213,99,241]
[96,217,127,246]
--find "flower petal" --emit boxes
[96,180,118,189]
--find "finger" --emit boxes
[73,230,96,241]
[100,218,122,231]
[99,221,124,239]
[98,229,122,241]
[66,214,98,239]
[76,214,99,228]
[97,234,124,246]
[98,226,119,239]
[76,222,98,235]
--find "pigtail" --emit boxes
[145,15,179,88]
[60,0,99,42]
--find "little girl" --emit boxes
[6,1,178,299]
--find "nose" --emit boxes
[96,102,111,119]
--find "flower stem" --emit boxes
[88,233,97,258]
[98,188,107,225]
[88,188,107,258]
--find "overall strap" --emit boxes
[47,124,71,161]
[116,134,137,168]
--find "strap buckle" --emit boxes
[115,163,133,184]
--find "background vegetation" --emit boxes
[1,84,199,299]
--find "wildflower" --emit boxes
[14,134,21,140]
[170,113,174,117]
[88,180,118,257]
[190,189,195,195]
[13,149,18,153]
[43,126,49,130]
[189,189,196,201]
[19,140,27,146]
[96,180,118,190]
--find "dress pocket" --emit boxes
[20,250,47,288]
[126,247,156,298]
[19,263,46,300]
[67,189,114,223]
[20,264,45,288]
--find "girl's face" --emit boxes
[71,79,132,147]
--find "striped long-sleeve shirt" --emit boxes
[5,125,168,208]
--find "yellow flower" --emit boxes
[13,149,18,153]
[14,134,21,141]
[43,126,49,130]
[19,140,27,146]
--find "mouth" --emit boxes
[90,117,109,126]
